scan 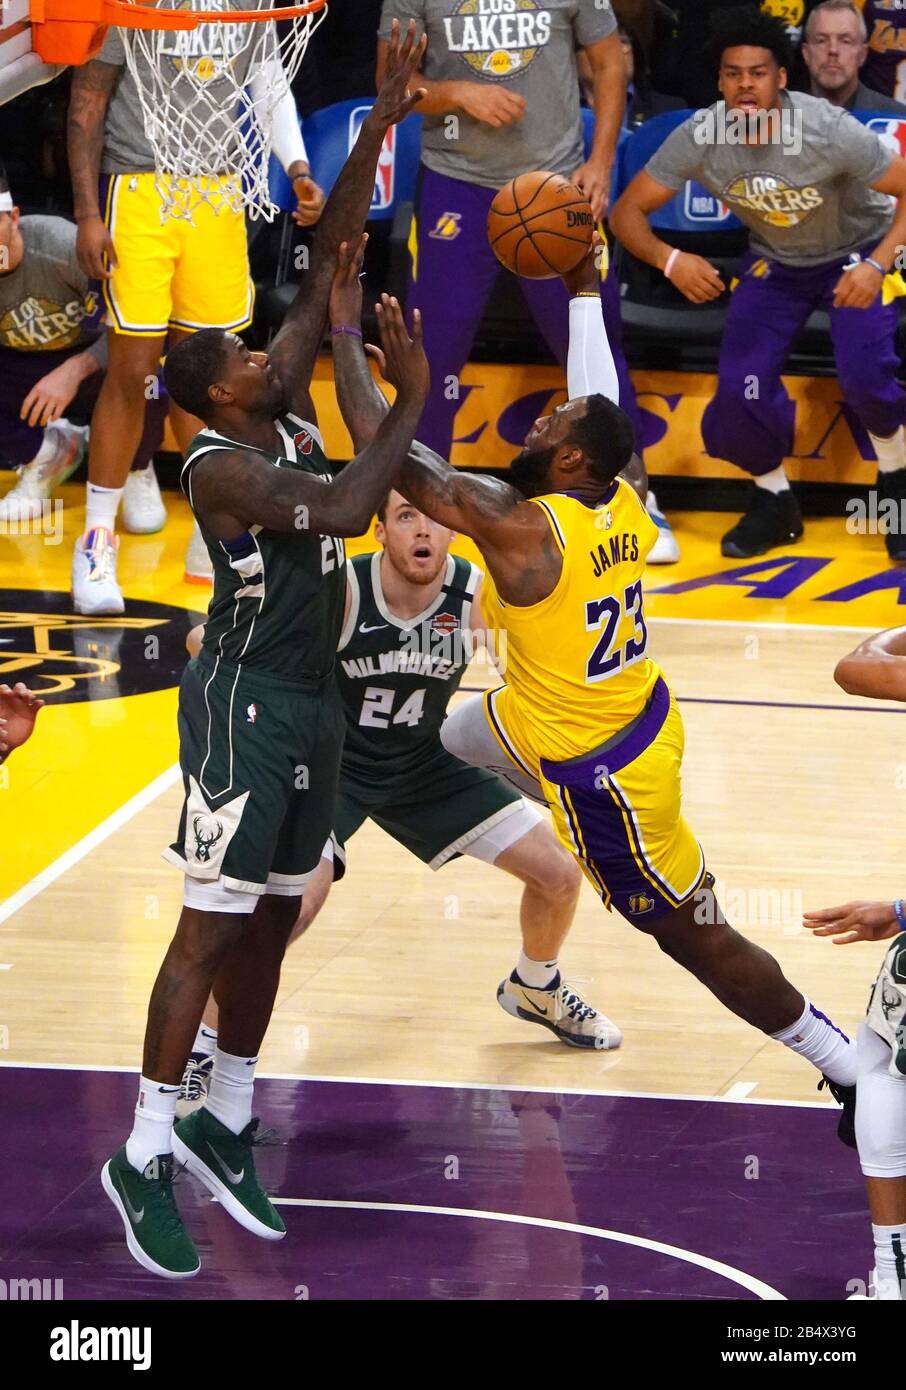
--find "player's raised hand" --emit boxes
[329,235,368,329]
[560,230,604,297]
[667,251,725,304]
[0,683,44,759]
[374,295,429,404]
[369,18,427,131]
[803,899,902,945]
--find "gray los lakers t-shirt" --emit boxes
[378,0,617,189]
[0,216,105,356]
[97,2,263,174]
[645,91,894,267]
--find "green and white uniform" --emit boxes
[329,550,537,874]
[165,413,346,899]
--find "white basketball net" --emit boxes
[119,0,326,223]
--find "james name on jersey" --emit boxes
[590,527,642,578]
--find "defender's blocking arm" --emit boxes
[192,299,429,538]
[329,236,392,450]
[268,19,426,419]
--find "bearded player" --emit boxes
[99,23,430,1281]
[329,232,860,1130]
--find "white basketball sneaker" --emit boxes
[497,971,623,1050]
[71,526,125,616]
[121,462,167,535]
[184,519,213,585]
[645,490,680,564]
[0,421,87,523]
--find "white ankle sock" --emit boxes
[872,1225,906,1298]
[205,1046,257,1135]
[516,950,559,989]
[191,1023,218,1058]
[770,999,857,1085]
[125,1075,180,1173]
[85,482,123,532]
[870,427,906,473]
[754,466,790,495]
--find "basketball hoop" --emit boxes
[31,0,328,222]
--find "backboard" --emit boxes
[0,0,65,105]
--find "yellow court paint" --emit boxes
[0,476,903,902]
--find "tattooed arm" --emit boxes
[68,59,120,280]
[192,297,429,538]
[268,19,426,423]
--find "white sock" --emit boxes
[85,481,123,532]
[205,1046,257,1135]
[516,949,559,989]
[125,1075,179,1173]
[872,1225,906,1299]
[770,999,857,1086]
[191,1022,218,1058]
[870,426,906,473]
[754,465,790,495]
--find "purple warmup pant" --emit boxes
[0,344,166,469]
[406,165,640,460]
[703,248,906,477]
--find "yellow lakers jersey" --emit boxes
[481,482,664,766]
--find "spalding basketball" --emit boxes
[487,171,594,279]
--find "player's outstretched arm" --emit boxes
[560,236,620,404]
[833,626,906,702]
[192,297,428,538]
[267,19,426,420]
[329,235,392,450]
[610,172,725,304]
[0,684,44,763]
[803,901,902,945]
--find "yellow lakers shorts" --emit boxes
[485,677,706,923]
[99,173,255,337]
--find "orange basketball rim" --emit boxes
[30,0,327,66]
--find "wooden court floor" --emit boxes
[2,479,905,1103]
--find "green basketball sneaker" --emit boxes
[172,1108,285,1240]
[101,1147,200,1279]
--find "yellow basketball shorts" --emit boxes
[99,173,255,337]
[485,677,706,923]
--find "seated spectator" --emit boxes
[803,0,906,113]
[610,5,906,561]
[0,166,165,526]
[856,0,906,102]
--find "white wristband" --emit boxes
[663,247,681,280]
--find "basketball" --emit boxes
[487,170,594,279]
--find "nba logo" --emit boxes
[867,117,906,161]
[247,703,257,724]
[350,106,395,212]
[683,182,731,223]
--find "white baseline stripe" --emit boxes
[0,1060,835,1110]
[722,1081,758,1101]
[271,1198,785,1301]
[0,764,181,927]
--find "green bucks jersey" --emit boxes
[337,551,483,777]
[181,414,346,683]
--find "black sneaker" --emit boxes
[818,1075,857,1149]
[875,465,906,561]
[721,488,804,558]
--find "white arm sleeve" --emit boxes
[566,295,620,406]
[250,59,309,172]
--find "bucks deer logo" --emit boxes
[193,815,224,863]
